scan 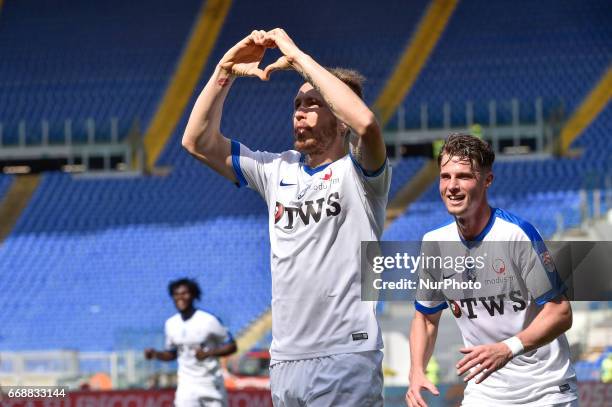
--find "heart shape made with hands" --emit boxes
[219,32,293,81]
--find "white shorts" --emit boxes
[269,350,384,407]
[174,382,228,407]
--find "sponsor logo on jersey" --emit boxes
[274,193,342,230]
[297,185,311,199]
[280,179,296,186]
[312,176,339,192]
[450,290,527,319]
[539,250,556,273]
[321,168,333,181]
[449,300,462,318]
[352,332,368,341]
[274,203,285,223]
[484,275,514,286]
[492,258,506,274]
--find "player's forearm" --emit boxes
[409,314,439,374]
[153,350,177,361]
[290,52,378,137]
[196,341,238,360]
[209,341,238,358]
[182,66,234,155]
[516,297,572,353]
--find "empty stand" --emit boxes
[0,0,202,144]
[384,104,610,242]
[393,0,612,129]
[385,0,611,241]
[0,166,272,351]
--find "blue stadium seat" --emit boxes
[389,157,427,201]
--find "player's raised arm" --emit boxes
[182,31,271,182]
[261,28,386,172]
[406,311,441,407]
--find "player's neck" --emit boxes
[179,307,196,321]
[455,203,492,241]
[304,146,346,169]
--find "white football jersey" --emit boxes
[165,310,233,391]
[231,140,390,360]
[415,208,577,406]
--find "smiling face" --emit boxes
[172,284,194,312]
[439,153,493,219]
[293,83,344,156]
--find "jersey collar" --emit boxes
[299,153,340,176]
[459,207,497,245]
[179,308,197,321]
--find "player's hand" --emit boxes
[195,348,210,361]
[262,56,292,81]
[262,28,302,80]
[144,348,156,360]
[218,30,274,80]
[405,371,439,407]
[456,342,513,384]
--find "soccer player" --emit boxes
[182,29,389,406]
[145,278,237,407]
[405,134,578,407]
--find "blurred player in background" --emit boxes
[406,134,577,407]
[182,28,389,406]
[145,278,237,407]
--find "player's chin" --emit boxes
[294,139,320,155]
[444,201,467,216]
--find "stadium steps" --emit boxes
[373,0,458,125]
[143,0,232,170]
[0,175,40,242]
[385,159,439,228]
[560,66,612,154]
[235,309,272,357]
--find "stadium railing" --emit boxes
[0,349,172,389]
[0,118,144,172]
[385,97,554,159]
